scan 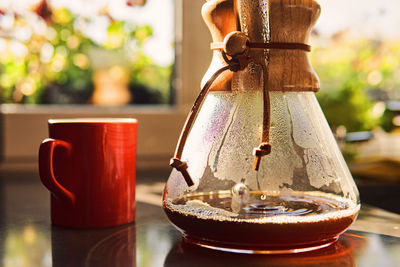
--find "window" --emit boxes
[0,0,175,105]
[0,0,211,170]
[311,0,400,133]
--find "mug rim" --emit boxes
[48,118,137,124]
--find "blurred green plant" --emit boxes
[311,32,400,132]
[128,25,172,104]
[0,5,172,105]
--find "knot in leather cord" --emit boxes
[169,158,194,187]
[253,142,272,157]
[169,158,188,171]
[220,31,250,71]
[222,51,249,72]
[252,142,272,171]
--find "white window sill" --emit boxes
[0,104,187,172]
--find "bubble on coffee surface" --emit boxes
[240,196,315,217]
[231,179,250,213]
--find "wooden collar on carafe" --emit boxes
[207,0,321,93]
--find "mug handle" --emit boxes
[39,138,75,205]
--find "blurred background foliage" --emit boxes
[0,2,172,105]
[311,31,400,133]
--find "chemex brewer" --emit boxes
[163,0,360,254]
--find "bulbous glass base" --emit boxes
[163,91,360,254]
[164,189,359,254]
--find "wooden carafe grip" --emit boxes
[268,0,321,92]
[201,0,236,91]
[202,0,321,92]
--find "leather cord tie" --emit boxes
[170,31,312,186]
[169,65,232,187]
[211,41,311,52]
[169,158,192,186]
[253,142,272,171]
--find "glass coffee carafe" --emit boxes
[163,0,360,254]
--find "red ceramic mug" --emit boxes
[39,118,137,228]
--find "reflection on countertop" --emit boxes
[164,232,367,267]
[0,171,399,267]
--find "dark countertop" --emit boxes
[0,170,399,267]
